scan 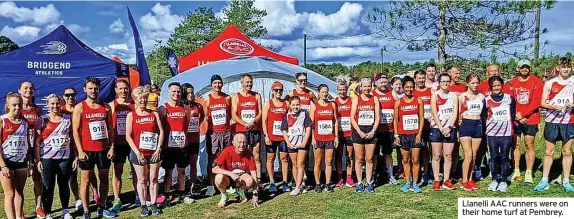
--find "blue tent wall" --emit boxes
[0,25,128,110]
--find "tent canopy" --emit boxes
[113,56,140,89]
[0,25,129,109]
[178,24,299,73]
[160,56,336,106]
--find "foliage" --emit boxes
[0,36,19,54]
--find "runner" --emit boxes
[158,82,190,204]
[425,64,439,90]
[0,93,29,219]
[125,86,164,216]
[372,74,399,185]
[72,77,117,219]
[61,88,98,212]
[310,84,338,193]
[394,76,425,193]
[212,133,259,208]
[35,94,74,219]
[413,70,433,185]
[459,74,485,191]
[182,83,205,203]
[281,96,312,196]
[475,64,500,181]
[350,78,380,193]
[334,82,356,187]
[290,72,317,112]
[262,82,290,193]
[446,66,465,182]
[204,75,232,197]
[109,80,136,213]
[231,74,263,186]
[429,73,458,191]
[535,57,574,192]
[146,84,160,111]
[389,76,404,178]
[390,76,404,99]
[18,81,44,218]
[507,60,543,183]
[485,76,516,192]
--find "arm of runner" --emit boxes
[230,94,246,127]
[254,94,262,124]
[393,100,399,135]
[540,81,558,110]
[372,97,380,132]
[431,93,441,129]
[450,94,459,128]
[281,115,293,148]
[105,104,114,149]
[332,102,339,139]
[416,98,424,142]
[124,112,139,155]
[261,102,270,138]
[301,112,312,147]
[72,103,86,160]
[309,104,316,146]
[34,118,43,164]
[349,97,363,137]
[0,119,8,177]
[109,102,117,142]
[203,97,211,125]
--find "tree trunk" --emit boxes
[534,0,541,59]
[438,2,447,71]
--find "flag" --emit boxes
[127,7,151,86]
[165,48,179,76]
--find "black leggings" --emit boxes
[41,158,73,213]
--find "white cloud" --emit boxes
[109,18,125,34]
[94,43,136,64]
[140,3,183,32]
[253,0,304,37]
[0,25,41,44]
[305,2,363,36]
[68,24,90,35]
[0,2,61,26]
[108,43,129,51]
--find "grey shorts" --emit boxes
[207,130,232,156]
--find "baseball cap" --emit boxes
[517,59,531,68]
[272,81,283,89]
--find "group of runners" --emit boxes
[1,57,574,219]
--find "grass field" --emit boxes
[2,124,573,219]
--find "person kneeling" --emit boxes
[212,133,260,208]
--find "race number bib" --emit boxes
[272,121,283,136]
[423,105,431,119]
[554,94,573,106]
[187,117,200,133]
[45,134,69,151]
[7,135,27,155]
[88,121,108,140]
[491,106,510,122]
[211,109,227,126]
[339,117,351,132]
[241,110,256,123]
[358,111,375,126]
[402,115,419,131]
[467,100,483,115]
[438,104,453,121]
[139,132,158,150]
[168,131,186,148]
[380,109,394,124]
[116,118,126,135]
[317,120,333,135]
[288,125,304,136]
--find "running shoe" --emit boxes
[36,208,46,219]
[336,178,344,187]
[497,182,508,192]
[356,183,364,193]
[183,195,196,204]
[474,167,484,181]
[534,180,549,192]
[269,182,278,193]
[346,175,356,187]
[150,204,162,215]
[302,187,309,194]
[562,181,574,192]
[102,209,118,218]
[400,183,411,192]
[62,209,73,219]
[461,182,473,191]
[140,205,149,217]
[74,199,83,212]
[82,213,90,219]
[112,199,122,213]
[281,181,291,192]
[44,214,53,219]
[205,186,216,197]
[237,189,247,201]
[388,176,400,185]
[325,184,335,193]
[441,180,456,190]
[524,170,534,183]
[488,181,499,191]
[290,188,301,196]
[432,181,441,191]
[315,184,323,193]
[511,170,522,182]
[411,184,422,193]
[365,183,374,193]
[217,193,228,208]
[469,180,480,190]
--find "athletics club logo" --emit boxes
[37,41,67,55]
[220,38,254,55]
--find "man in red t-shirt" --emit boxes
[213,133,259,208]
[507,60,543,183]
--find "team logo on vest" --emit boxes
[338,105,350,111]
[359,105,373,110]
[240,102,256,107]
[230,161,247,169]
[271,108,286,113]
[210,104,226,109]
[220,38,254,56]
[23,114,37,121]
[86,113,106,119]
[136,117,155,123]
[116,110,130,117]
[400,105,417,111]
[167,112,185,118]
[317,110,333,115]
[379,96,391,102]
[419,96,431,101]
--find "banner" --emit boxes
[165,48,179,76]
[127,7,151,86]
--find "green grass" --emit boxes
[2,123,573,219]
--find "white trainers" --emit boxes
[488,181,499,191]
[217,193,228,208]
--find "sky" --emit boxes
[1,0,574,66]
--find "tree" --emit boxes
[221,0,267,38]
[0,36,19,54]
[167,7,223,58]
[366,1,554,68]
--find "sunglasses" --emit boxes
[273,89,283,92]
[297,79,308,83]
[64,93,77,98]
[440,80,451,84]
